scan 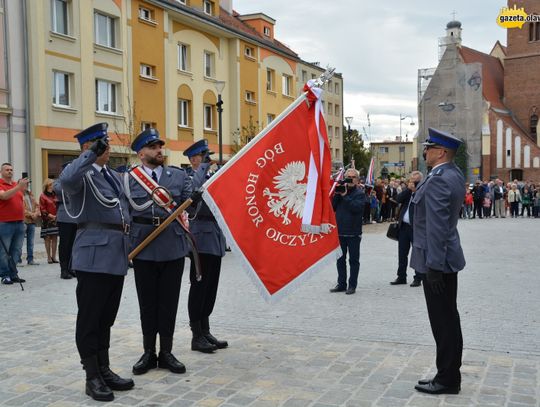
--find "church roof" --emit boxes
[458,45,505,110]
[446,20,462,29]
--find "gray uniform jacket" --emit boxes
[189,163,226,257]
[410,162,466,274]
[53,178,76,224]
[127,166,192,262]
[59,150,130,276]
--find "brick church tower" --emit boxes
[503,0,540,143]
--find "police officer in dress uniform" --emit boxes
[59,123,134,402]
[125,129,192,375]
[184,139,228,353]
[54,166,78,280]
[410,128,466,395]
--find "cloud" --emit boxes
[233,0,506,141]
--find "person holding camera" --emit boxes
[184,139,229,353]
[59,123,134,402]
[329,168,366,295]
[0,163,28,285]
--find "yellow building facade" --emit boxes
[25,0,343,182]
[369,140,414,178]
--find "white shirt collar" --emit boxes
[142,165,163,181]
[92,163,105,172]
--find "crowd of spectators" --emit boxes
[357,175,540,224]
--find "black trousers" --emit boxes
[423,272,462,387]
[58,222,77,273]
[188,254,222,322]
[396,223,421,280]
[473,200,483,218]
[133,258,184,337]
[75,271,124,359]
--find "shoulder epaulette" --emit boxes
[433,168,444,176]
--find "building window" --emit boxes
[94,12,116,48]
[266,69,275,91]
[529,21,540,42]
[245,91,255,103]
[140,122,156,131]
[334,104,340,116]
[531,113,538,138]
[244,46,255,58]
[335,127,340,139]
[327,80,333,93]
[263,26,271,36]
[379,147,389,153]
[311,73,316,80]
[282,74,292,96]
[95,79,117,114]
[327,103,333,116]
[53,71,70,106]
[267,113,275,125]
[301,70,307,83]
[138,7,155,23]
[204,51,214,78]
[203,104,213,130]
[176,0,186,4]
[334,82,340,94]
[139,64,155,79]
[178,99,189,127]
[399,146,406,152]
[51,0,69,35]
[328,126,333,139]
[203,0,213,15]
[177,43,190,71]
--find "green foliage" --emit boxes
[343,127,371,174]
[231,116,261,156]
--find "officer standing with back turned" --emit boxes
[59,123,134,402]
[410,128,465,395]
[125,129,193,375]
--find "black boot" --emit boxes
[158,336,186,373]
[97,350,134,391]
[201,317,228,349]
[81,355,114,402]
[190,321,217,353]
[132,335,158,375]
[60,270,72,279]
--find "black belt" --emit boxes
[133,216,167,227]
[78,222,130,234]
[195,215,216,222]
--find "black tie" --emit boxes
[151,170,158,183]
[101,168,119,195]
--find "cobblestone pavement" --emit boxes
[0,218,539,406]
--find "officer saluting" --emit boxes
[59,123,134,402]
[125,129,192,375]
[410,128,466,395]
[184,140,228,353]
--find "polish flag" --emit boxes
[202,80,340,301]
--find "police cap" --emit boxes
[131,128,165,153]
[74,123,108,145]
[183,139,214,158]
[422,128,463,150]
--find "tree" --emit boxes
[342,127,371,174]
[455,139,468,177]
[230,115,261,156]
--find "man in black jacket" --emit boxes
[390,171,423,287]
[329,169,366,295]
[472,180,484,219]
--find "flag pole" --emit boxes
[202,67,336,191]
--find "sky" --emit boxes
[232,0,507,143]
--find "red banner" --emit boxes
[203,86,340,300]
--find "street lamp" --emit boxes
[214,80,226,164]
[399,113,414,175]
[345,116,353,165]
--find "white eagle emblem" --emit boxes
[263,161,307,225]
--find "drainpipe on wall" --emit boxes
[22,0,31,178]
[3,0,11,163]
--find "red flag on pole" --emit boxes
[202,80,340,301]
